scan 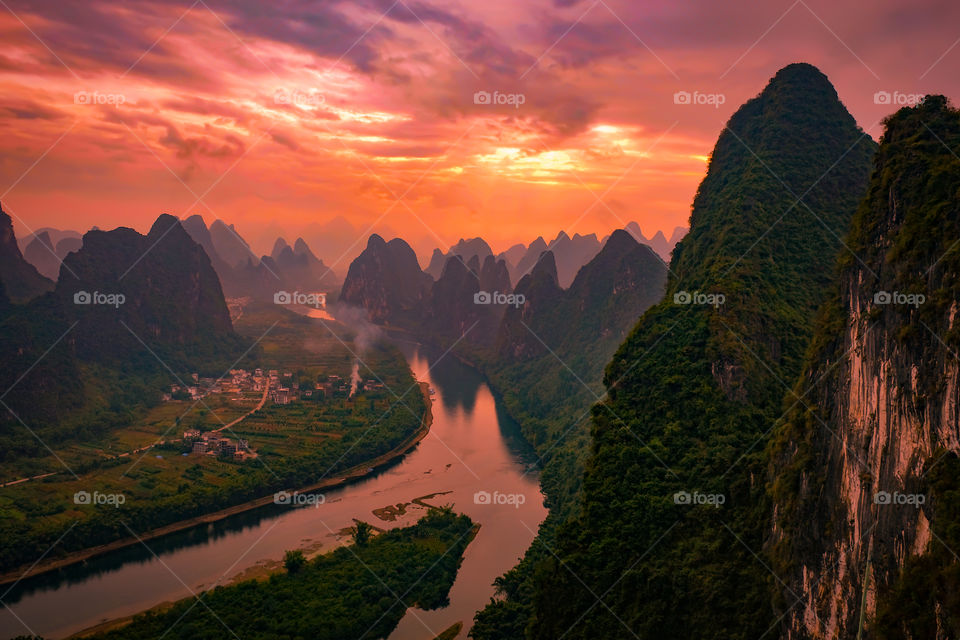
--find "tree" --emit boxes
[284,549,305,573]
[353,520,373,547]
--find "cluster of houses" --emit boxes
[269,374,388,405]
[168,368,389,407]
[183,429,253,459]
[168,368,275,401]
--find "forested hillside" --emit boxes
[497,63,876,640]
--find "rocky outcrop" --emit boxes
[0,204,54,302]
[508,63,877,640]
[770,96,960,639]
[338,234,432,325]
[56,214,233,359]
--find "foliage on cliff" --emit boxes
[498,63,876,640]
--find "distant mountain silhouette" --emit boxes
[23,230,62,280]
[209,219,258,268]
[546,231,602,288]
[271,237,339,291]
[424,237,493,279]
[496,243,526,269]
[18,227,81,254]
[511,236,548,284]
[624,221,687,262]
[182,216,339,302]
[55,236,82,260]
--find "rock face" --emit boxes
[508,63,877,640]
[338,234,432,325]
[0,204,54,302]
[769,96,960,640]
[0,213,240,428]
[56,214,233,359]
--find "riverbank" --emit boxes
[72,511,478,640]
[0,382,434,589]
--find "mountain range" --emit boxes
[180,215,339,302]
[0,212,245,442]
[473,62,883,640]
[3,59,959,640]
[424,225,684,289]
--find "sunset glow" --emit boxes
[1,0,958,260]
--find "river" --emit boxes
[0,341,547,640]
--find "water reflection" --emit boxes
[0,341,546,640]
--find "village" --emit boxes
[168,366,388,459]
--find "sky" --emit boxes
[1,0,959,261]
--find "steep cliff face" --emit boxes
[56,214,234,360]
[423,254,513,346]
[338,234,432,325]
[0,214,242,431]
[496,251,562,360]
[770,96,960,639]
[0,204,54,302]
[510,63,876,640]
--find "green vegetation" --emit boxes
[354,520,374,547]
[874,453,960,638]
[768,97,960,635]
[0,215,248,451]
[0,304,427,574]
[473,64,876,639]
[419,234,664,637]
[88,508,474,640]
[284,549,306,573]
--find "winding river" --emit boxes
[0,341,547,640]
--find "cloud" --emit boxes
[1,0,959,255]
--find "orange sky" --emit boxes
[1,0,958,261]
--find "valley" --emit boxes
[1,5,959,633]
